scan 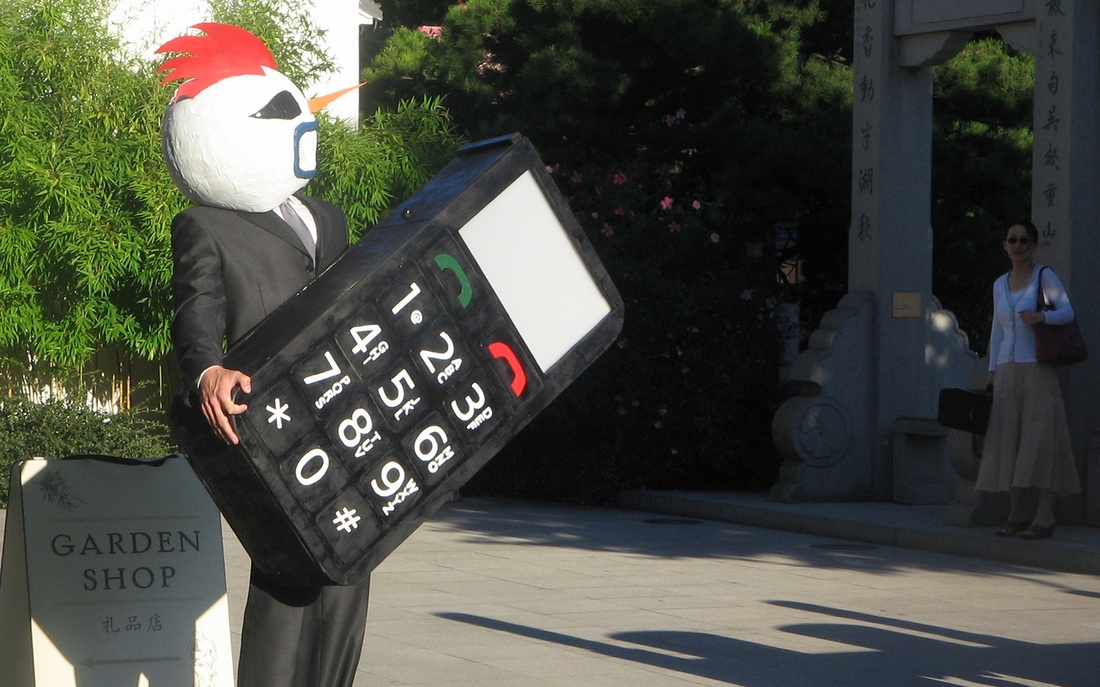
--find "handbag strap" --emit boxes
[1035,265,1050,312]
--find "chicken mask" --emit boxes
[156,23,318,213]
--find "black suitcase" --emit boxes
[937,388,992,436]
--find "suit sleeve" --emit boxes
[171,211,229,390]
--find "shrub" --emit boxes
[0,0,463,406]
[466,155,787,504]
[0,396,174,507]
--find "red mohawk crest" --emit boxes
[156,23,278,102]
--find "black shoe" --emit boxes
[1019,523,1056,540]
[996,520,1030,537]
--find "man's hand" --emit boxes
[199,365,252,445]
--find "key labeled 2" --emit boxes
[411,327,471,389]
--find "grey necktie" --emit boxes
[279,200,316,261]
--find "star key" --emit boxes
[266,397,292,430]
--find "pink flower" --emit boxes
[663,109,687,126]
[613,172,628,185]
[660,196,674,210]
[601,223,614,237]
[710,232,720,243]
[547,163,561,173]
[692,200,702,210]
[571,171,583,184]
[668,221,682,233]
[613,207,625,216]
[417,25,443,38]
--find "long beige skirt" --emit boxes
[975,362,1080,494]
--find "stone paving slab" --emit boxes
[355,497,1100,686]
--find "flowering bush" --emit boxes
[469,141,788,503]
[367,0,854,501]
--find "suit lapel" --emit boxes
[238,208,311,259]
[236,195,342,268]
[297,194,348,268]
[296,195,326,262]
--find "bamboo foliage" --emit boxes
[0,0,462,408]
[0,0,184,391]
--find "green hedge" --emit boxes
[0,396,174,508]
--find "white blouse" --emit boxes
[988,264,1075,371]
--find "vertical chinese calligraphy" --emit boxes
[852,0,878,243]
[1038,1,1068,235]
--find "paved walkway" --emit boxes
[4,494,1100,685]
[620,490,1100,576]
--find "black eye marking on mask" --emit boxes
[251,91,302,120]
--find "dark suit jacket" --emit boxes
[170,196,370,686]
[171,194,349,390]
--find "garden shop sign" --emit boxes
[0,456,234,687]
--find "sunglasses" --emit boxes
[1006,237,1031,245]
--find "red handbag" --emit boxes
[1034,266,1088,366]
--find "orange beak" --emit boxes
[308,83,367,114]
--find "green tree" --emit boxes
[0,0,180,376]
[363,1,1035,501]
[363,0,856,499]
[0,0,462,400]
[209,0,336,89]
[931,37,1034,351]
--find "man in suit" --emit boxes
[158,24,370,687]
[171,197,348,442]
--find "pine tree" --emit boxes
[363,0,1033,498]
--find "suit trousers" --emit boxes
[236,568,371,687]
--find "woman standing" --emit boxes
[977,221,1080,539]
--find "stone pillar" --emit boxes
[770,0,978,502]
[1024,4,1100,519]
[771,1,1099,508]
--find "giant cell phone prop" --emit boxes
[174,134,624,585]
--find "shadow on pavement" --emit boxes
[438,601,1098,687]
[431,498,1088,579]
